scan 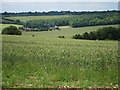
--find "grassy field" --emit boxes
[23,25,118,39]
[5,15,72,22]
[1,24,23,29]
[2,24,119,88]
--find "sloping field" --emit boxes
[2,24,119,88]
[22,25,118,39]
[1,24,23,29]
[2,35,118,88]
[5,15,72,22]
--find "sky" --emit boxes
[2,0,120,2]
[1,0,119,12]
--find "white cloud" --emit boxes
[2,0,119,2]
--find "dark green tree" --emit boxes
[83,32,89,39]
[2,26,22,35]
[73,34,82,39]
[89,31,97,40]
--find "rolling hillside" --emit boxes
[5,15,72,22]
[22,25,118,39]
[2,31,118,88]
[2,22,119,88]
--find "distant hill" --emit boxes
[23,11,119,28]
[1,10,120,29]
[1,10,119,16]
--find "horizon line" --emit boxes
[1,10,118,13]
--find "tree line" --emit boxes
[24,18,69,28]
[1,17,23,25]
[1,10,118,16]
[73,26,120,40]
[69,12,119,27]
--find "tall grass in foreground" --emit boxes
[2,35,118,88]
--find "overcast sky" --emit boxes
[2,0,120,2]
[1,0,119,12]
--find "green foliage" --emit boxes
[2,11,119,29]
[58,36,65,38]
[73,34,82,39]
[2,10,119,16]
[2,26,22,35]
[2,17,23,25]
[22,25,118,39]
[4,12,118,28]
[24,18,69,28]
[24,11,119,28]
[69,12,119,27]
[73,26,120,40]
[15,19,21,24]
[88,32,97,40]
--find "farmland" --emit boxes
[2,24,119,88]
[1,24,22,29]
[22,25,118,39]
[5,15,72,22]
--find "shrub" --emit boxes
[58,36,65,38]
[82,32,90,40]
[73,34,82,39]
[73,26,120,40]
[89,31,97,40]
[2,26,22,35]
